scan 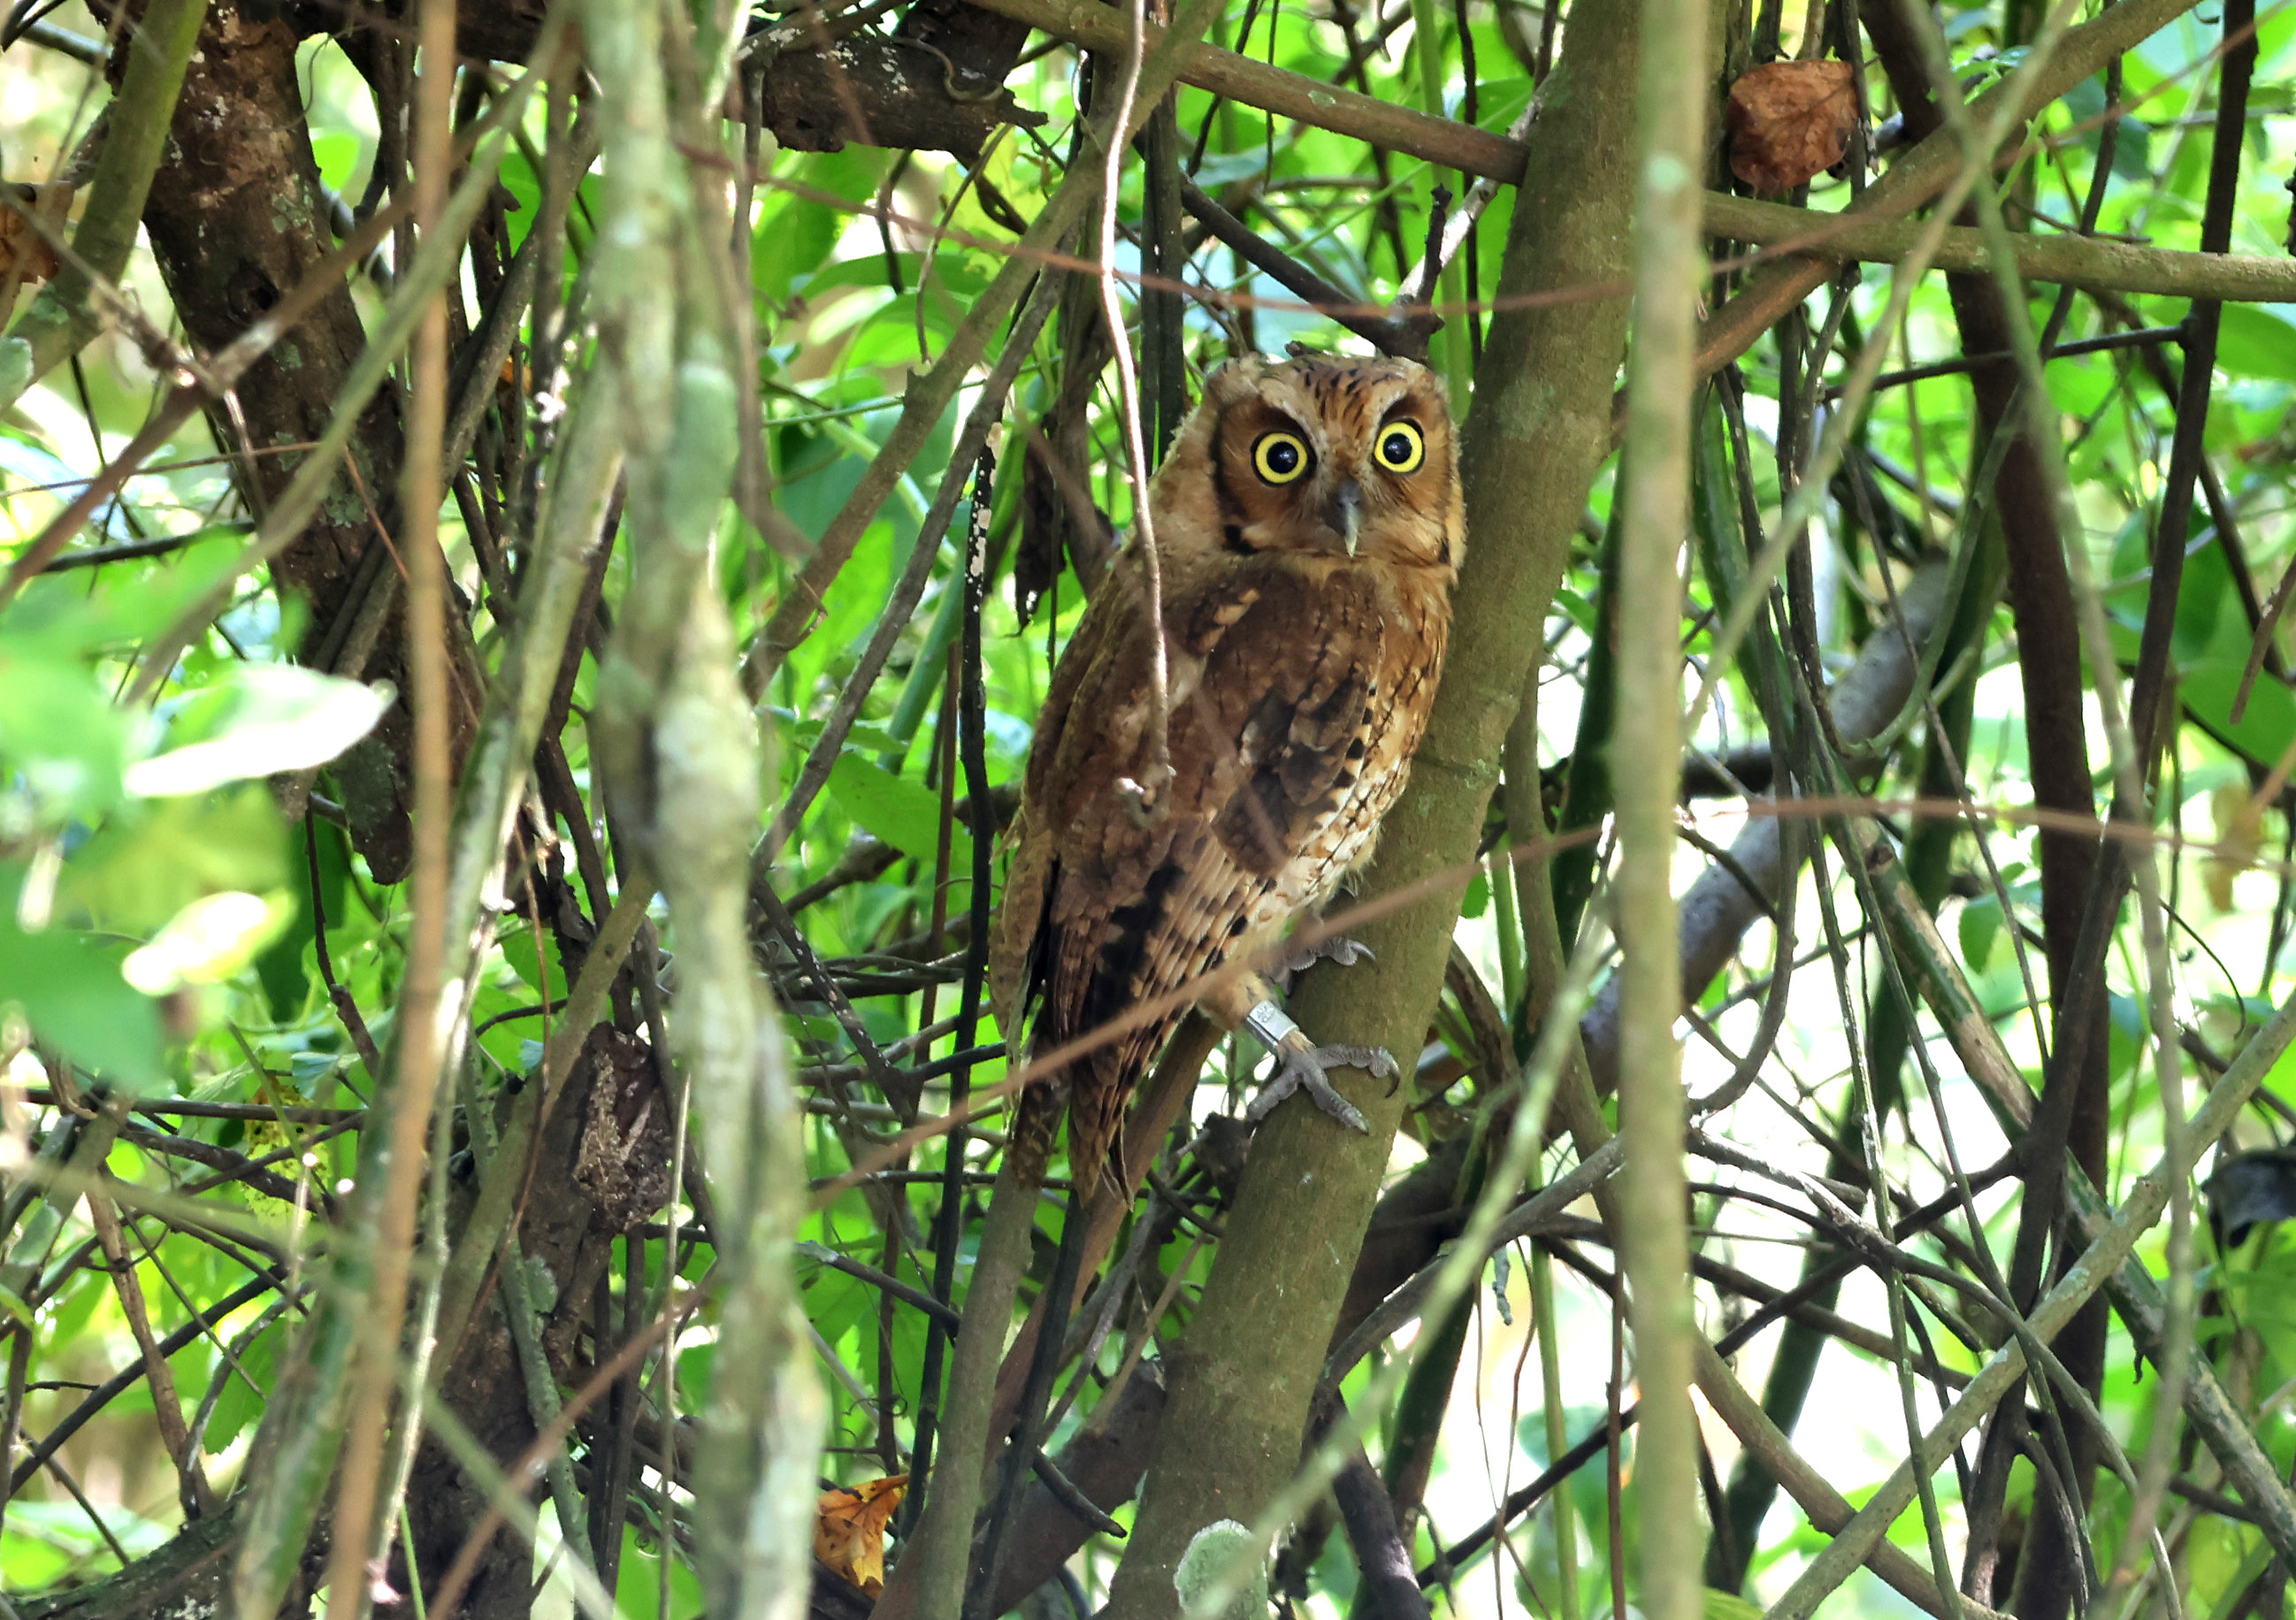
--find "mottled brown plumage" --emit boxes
[990,353,1463,1196]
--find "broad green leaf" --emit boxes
[2216,305,2296,381]
[0,645,129,817]
[127,665,393,798]
[122,890,295,995]
[499,928,549,995]
[791,714,905,755]
[1,1529,76,1588]
[1959,894,2002,978]
[805,255,921,300]
[2045,355,2114,417]
[61,786,289,934]
[2182,661,2296,774]
[825,753,973,868]
[4,1501,169,1562]
[2174,535,2247,667]
[1192,151,1269,188]
[253,879,315,1023]
[288,1049,351,1097]
[204,1318,284,1453]
[1,532,244,652]
[497,149,541,251]
[310,130,363,195]
[2109,117,2154,180]
[755,148,885,306]
[801,1257,874,1349]
[0,865,163,1085]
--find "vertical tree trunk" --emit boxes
[134,1,434,880]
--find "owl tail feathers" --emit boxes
[1005,1078,1066,1190]
[1005,1019,1141,1204]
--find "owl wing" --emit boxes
[988,577,1116,1037]
[995,558,1385,1177]
[1182,565,1383,883]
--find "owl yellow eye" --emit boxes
[1375,420,1427,473]
[1251,431,1313,485]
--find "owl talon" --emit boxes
[1241,1000,1391,1134]
[1272,935,1376,978]
[1245,1041,1380,1133]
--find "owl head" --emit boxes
[1151,353,1465,573]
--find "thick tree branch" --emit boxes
[954,0,2262,308]
[0,0,208,405]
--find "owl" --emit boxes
[989,352,1464,1199]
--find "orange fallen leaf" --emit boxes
[0,184,73,287]
[815,1473,908,1595]
[1726,61,1858,197]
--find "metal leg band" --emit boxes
[1244,997,1302,1050]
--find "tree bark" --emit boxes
[134,1,433,879]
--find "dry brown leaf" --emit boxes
[1726,61,1857,198]
[0,183,73,287]
[2207,783,2261,913]
[815,1472,908,1594]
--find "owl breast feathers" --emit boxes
[989,352,1465,1184]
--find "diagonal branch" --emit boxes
[0,0,209,406]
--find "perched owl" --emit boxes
[990,352,1464,1197]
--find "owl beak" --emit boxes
[1328,478,1365,555]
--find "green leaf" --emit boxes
[1,533,243,653]
[254,869,317,1024]
[825,754,972,867]
[2182,661,2296,774]
[802,1258,874,1349]
[0,865,163,1085]
[499,928,548,994]
[2045,355,2114,417]
[497,149,540,252]
[2216,305,2296,381]
[127,665,393,798]
[288,1050,349,1097]
[792,714,905,755]
[3,1500,170,1564]
[203,1318,283,1453]
[62,785,289,935]
[2174,535,2246,667]
[0,645,129,818]
[310,130,364,195]
[1959,895,2002,978]
[754,148,885,306]
[1192,151,1269,188]
[2109,116,2153,180]
[122,890,296,995]
[615,1523,708,1619]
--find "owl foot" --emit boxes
[1271,935,1376,978]
[1240,999,1396,1134]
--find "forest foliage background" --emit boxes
[6,0,2296,1616]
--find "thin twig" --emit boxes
[318,0,459,1601]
